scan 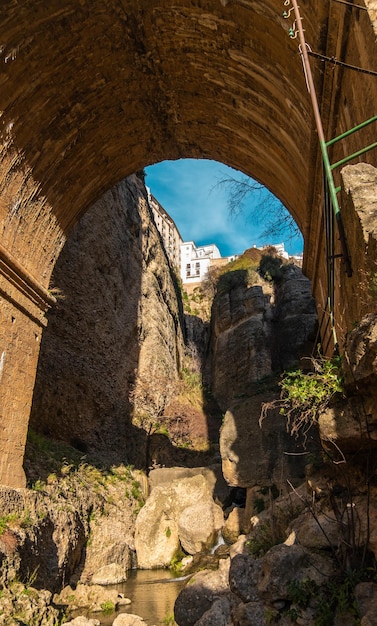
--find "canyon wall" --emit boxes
[209,263,319,490]
[210,264,318,411]
[29,174,185,466]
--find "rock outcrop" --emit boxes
[210,262,317,491]
[210,264,317,410]
[174,559,232,626]
[220,394,309,489]
[30,173,185,466]
[318,312,377,454]
[134,474,224,569]
[0,451,144,597]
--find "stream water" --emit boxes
[78,569,186,625]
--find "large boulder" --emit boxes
[355,582,377,625]
[62,619,100,626]
[291,509,340,550]
[174,559,231,626]
[135,502,180,570]
[193,596,236,626]
[229,553,261,603]
[178,500,224,555]
[112,615,147,626]
[232,601,266,626]
[257,544,336,601]
[318,395,377,452]
[148,465,230,505]
[135,475,224,569]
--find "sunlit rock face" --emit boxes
[210,264,317,410]
[212,264,317,489]
[134,474,224,568]
[30,174,185,464]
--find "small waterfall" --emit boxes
[211,530,225,554]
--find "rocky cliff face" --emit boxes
[207,263,318,492]
[30,174,185,466]
[210,263,318,410]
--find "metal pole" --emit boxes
[289,0,341,217]
[288,0,352,277]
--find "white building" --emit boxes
[147,190,183,271]
[147,189,229,286]
[261,242,289,260]
[180,241,222,285]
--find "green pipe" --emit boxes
[320,140,341,216]
[320,139,353,277]
[326,115,377,147]
[330,141,377,170]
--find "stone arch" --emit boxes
[0,0,377,486]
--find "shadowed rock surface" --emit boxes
[30,174,185,466]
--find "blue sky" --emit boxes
[145,159,303,257]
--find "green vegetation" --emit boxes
[25,428,147,522]
[215,249,261,294]
[258,252,285,282]
[100,600,115,615]
[163,612,177,625]
[264,607,279,624]
[170,548,187,573]
[124,475,146,514]
[261,356,343,440]
[0,513,19,535]
[31,479,46,492]
[0,509,35,536]
[176,366,204,411]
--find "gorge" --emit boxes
[1,170,377,625]
[1,1,377,622]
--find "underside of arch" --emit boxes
[0,0,377,486]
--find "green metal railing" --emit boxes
[283,0,376,351]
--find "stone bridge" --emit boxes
[1,0,377,487]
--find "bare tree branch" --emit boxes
[214,173,301,243]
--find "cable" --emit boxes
[308,50,377,77]
[330,0,367,10]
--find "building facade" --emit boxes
[148,192,297,288]
[148,190,183,271]
[148,190,225,286]
[180,241,222,285]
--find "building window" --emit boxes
[195,262,200,276]
[186,263,191,278]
